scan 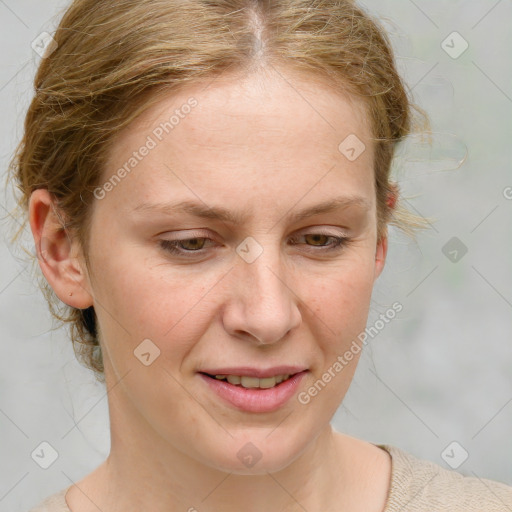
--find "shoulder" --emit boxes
[27,486,71,512]
[378,444,512,512]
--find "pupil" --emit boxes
[307,234,327,246]
[184,238,204,250]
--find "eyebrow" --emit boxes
[132,195,371,225]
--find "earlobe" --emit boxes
[29,189,93,309]
[374,235,388,281]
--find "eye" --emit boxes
[159,237,215,255]
[289,232,350,252]
[304,234,333,246]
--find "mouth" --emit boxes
[200,372,295,389]
[198,369,308,413]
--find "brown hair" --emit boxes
[6,0,430,382]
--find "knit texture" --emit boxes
[28,444,512,511]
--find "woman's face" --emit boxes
[82,67,387,473]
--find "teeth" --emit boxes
[213,374,292,389]
[241,376,261,388]
[258,377,277,389]
[226,375,241,385]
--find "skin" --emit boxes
[29,64,393,511]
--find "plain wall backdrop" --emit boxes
[1,0,511,510]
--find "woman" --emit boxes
[8,0,511,510]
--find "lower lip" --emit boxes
[199,371,308,413]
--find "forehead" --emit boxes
[100,66,374,215]
[110,64,371,152]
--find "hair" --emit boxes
[6,0,431,382]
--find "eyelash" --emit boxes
[159,233,350,257]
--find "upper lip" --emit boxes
[199,366,308,378]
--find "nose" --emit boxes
[222,244,302,345]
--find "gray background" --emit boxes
[1,1,511,510]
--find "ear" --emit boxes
[373,232,388,281]
[373,183,398,280]
[28,189,93,309]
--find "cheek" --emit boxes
[299,267,375,408]
[306,257,376,343]
[88,243,218,366]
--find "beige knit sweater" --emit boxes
[28,444,512,511]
